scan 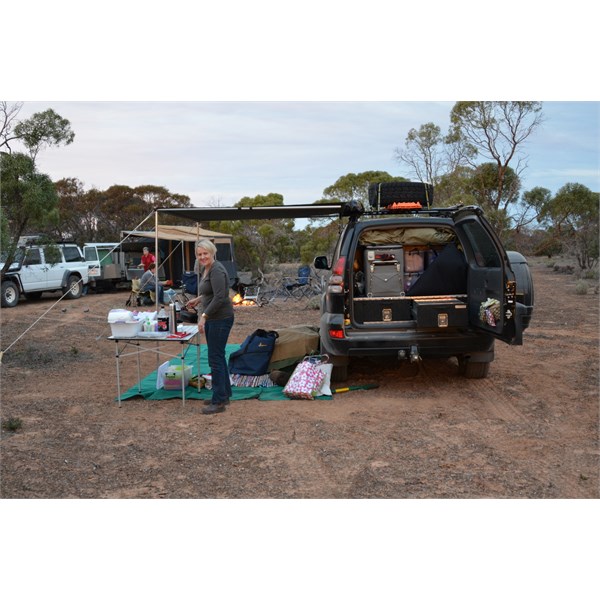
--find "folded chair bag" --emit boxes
[228,329,279,376]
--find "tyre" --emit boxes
[368,182,434,208]
[1,280,20,308]
[458,358,490,379]
[331,363,349,383]
[64,275,83,299]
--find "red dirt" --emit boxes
[1,258,598,499]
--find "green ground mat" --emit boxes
[117,343,332,402]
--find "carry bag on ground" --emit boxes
[283,355,328,400]
[228,329,279,376]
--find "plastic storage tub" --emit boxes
[163,365,192,390]
[108,309,143,337]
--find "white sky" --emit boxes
[8,100,600,215]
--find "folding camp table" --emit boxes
[108,325,201,407]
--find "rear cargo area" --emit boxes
[350,226,468,328]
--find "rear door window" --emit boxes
[460,221,501,268]
[63,246,83,262]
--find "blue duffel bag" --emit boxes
[228,329,279,376]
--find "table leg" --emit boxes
[136,341,142,393]
[181,352,186,407]
[115,342,122,407]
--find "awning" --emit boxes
[156,203,345,222]
[123,224,232,243]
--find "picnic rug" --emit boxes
[117,343,332,402]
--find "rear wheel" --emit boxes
[331,363,349,383]
[458,357,490,379]
[1,281,20,307]
[64,275,83,299]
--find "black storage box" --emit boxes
[412,298,468,328]
[353,297,412,324]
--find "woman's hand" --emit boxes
[186,297,200,310]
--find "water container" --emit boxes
[169,303,177,333]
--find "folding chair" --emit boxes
[284,265,312,299]
[125,278,155,307]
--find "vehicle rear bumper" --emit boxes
[319,317,494,362]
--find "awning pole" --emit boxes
[155,210,159,311]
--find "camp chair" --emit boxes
[182,271,199,296]
[125,278,155,307]
[284,265,312,299]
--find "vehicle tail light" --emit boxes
[328,327,345,339]
[327,257,346,293]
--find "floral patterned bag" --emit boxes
[283,356,327,400]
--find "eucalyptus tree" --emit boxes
[541,183,599,269]
[10,108,75,161]
[0,103,75,269]
[449,101,543,212]
[212,193,296,272]
[0,152,59,276]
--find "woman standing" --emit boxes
[186,239,234,414]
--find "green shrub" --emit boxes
[2,417,23,432]
[574,281,589,295]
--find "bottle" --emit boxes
[157,306,169,332]
[169,303,177,333]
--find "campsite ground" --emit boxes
[0,258,598,499]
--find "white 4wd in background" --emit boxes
[0,241,90,308]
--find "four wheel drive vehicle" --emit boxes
[83,242,129,291]
[314,182,534,382]
[0,242,90,308]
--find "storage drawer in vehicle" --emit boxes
[411,298,468,328]
[353,297,412,324]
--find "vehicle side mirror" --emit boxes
[314,256,330,270]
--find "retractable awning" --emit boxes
[156,203,346,222]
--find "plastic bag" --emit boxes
[283,355,327,400]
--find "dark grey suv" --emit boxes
[314,182,534,382]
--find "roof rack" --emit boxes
[360,204,467,218]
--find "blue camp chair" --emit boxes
[285,265,312,299]
[182,271,198,295]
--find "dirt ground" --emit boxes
[0,258,598,499]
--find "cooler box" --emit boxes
[364,246,404,297]
[163,364,192,390]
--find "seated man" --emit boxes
[139,262,165,304]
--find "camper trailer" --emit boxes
[121,225,238,287]
[83,243,129,290]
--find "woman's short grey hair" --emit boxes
[195,239,217,256]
